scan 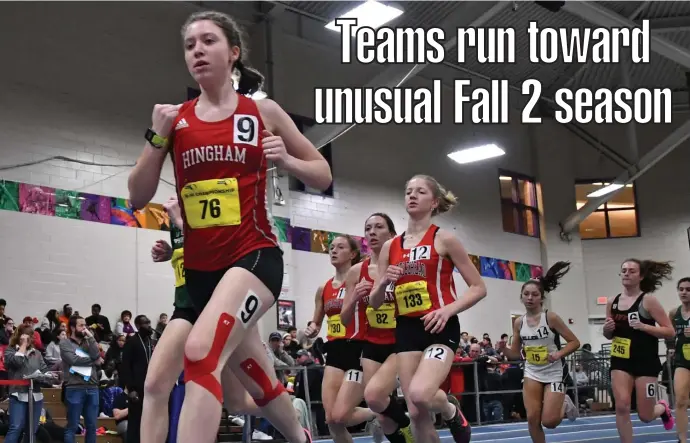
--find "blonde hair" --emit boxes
[407,175,458,216]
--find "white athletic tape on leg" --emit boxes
[646,382,657,398]
[424,346,448,362]
[550,382,564,394]
[345,369,363,384]
[237,290,262,328]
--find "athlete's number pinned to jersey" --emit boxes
[345,369,363,384]
[424,346,448,362]
[234,114,259,147]
[336,288,346,299]
[237,291,263,328]
[646,382,657,398]
[549,382,564,394]
[200,199,221,220]
[410,245,431,262]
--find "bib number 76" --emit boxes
[200,198,221,219]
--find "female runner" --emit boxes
[603,258,675,443]
[369,174,486,443]
[304,235,382,443]
[670,277,690,443]
[128,10,331,443]
[341,213,415,443]
[142,197,265,443]
[502,261,580,443]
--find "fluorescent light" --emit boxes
[625,184,633,188]
[325,1,403,33]
[448,144,505,164]
[592,182,603,186]
[587,183,624,198]
[499,176,512,181]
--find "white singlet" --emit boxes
[520,310,564,384]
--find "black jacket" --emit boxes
[120,333,153,394]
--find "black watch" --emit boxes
[145,128,168,149]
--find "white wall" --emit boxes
[8,2,682,347]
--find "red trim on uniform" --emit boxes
[322,278,367,341]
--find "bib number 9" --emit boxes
[234,114,259,146]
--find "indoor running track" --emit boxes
[314,412,688,442]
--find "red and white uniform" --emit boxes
[388,224,457,317]
[322,279,366,342]
[359,258,396,345]
[171,95,279,271]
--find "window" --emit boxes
[499,170,540,237]
[575,181,639,239]
[288,114,334,197]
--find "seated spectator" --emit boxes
[38,309,59,334]
[267,332,295,384]
[154,313,167,339]
[85,304,112,343]
[4,324,54,443]
[282,332,300,358]
[0,299,7,328]
[112,391,129,439]
[21,317,43,352]
[58,305,72,327]
[105,334,126,379]
[114,311,137,337]
[0,318,15,346]
[45,330,66,370]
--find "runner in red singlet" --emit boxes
[341,213,415,443]
[304,236,382,443]
[369,175,487,443]
[128,11,331,443]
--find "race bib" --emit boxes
[327,315,346,338]
[366,303,396,329]
[524,345,548,365]
[171,249,185,287]
[683,343,690,361]
[395,281,432,316]
[611,337,631,359]
[181,178,241,229]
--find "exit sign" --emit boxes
[597,297,608,305]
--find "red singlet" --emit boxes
[359,258,396,345]
[322,278,366,341]
[388,224,457,317]
[171,95,279,271]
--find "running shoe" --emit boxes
[563,394,578,421]
[445,395,471,443]
[659,399,675,431]
[366,418,385,443]
[399,424,415,443]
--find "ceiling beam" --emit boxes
[301,1,511,149]
[560,119,690,235]
[640,15,690,33]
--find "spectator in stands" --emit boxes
[268,332,295,384]
[85,304,112,343]
[283,332,301,359]
[120,315,153,443]
[105,334,126,379]
[45,330,66,370]
[58,305,72,327]
[21,317,43,352]
[60,315,102,443]
[3,324,53,443]
[114,311,137,337]
[154,313,167,339]
[112,391,129,439]
[293,349,326,435]
[496,334,509,353]
[460,331,470,350]
[38,309,59,333]
[0,318,15,345]
[0,299,7,327]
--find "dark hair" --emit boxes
[92,304,101,311]
[622,258,673,293]
[521,261,571,296]
[63,304,71,312]
[52,328,65,344]
[68,315,83,331]
[366,213,397,235]
[134,315,149,328]
[121,310,132,321]
[501,333,508,339]
[334,234,361,266]
[679,277,690,289]
[287,326,297,333]
[182,11,265,96]
[0,299,6,307]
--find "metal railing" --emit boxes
[235,351,678,441]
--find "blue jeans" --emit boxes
[64,387,99,443]
[5,396,43,443]
[482,399,504,422]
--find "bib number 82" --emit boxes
[200,198,221,219]
[376,313,388,324]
